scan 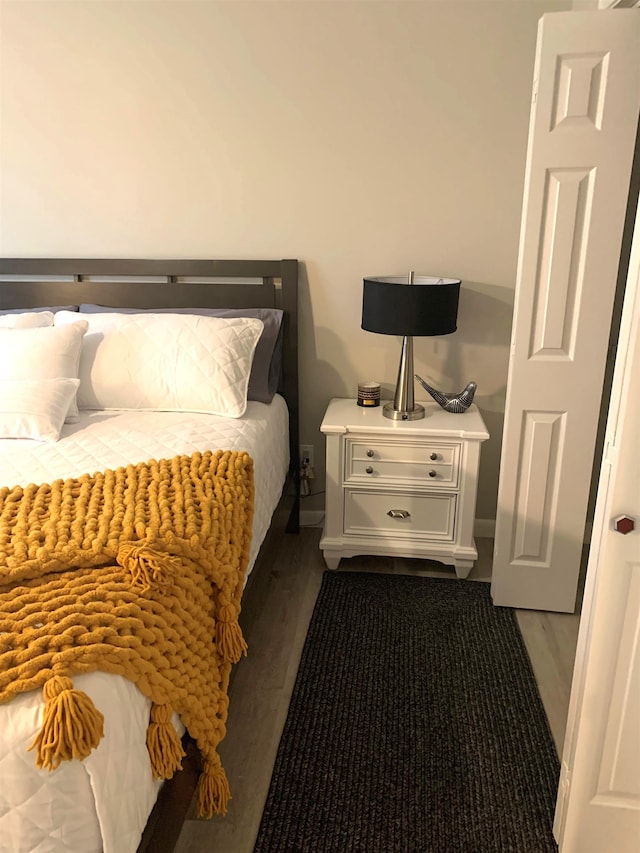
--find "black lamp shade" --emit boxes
[362,276,460,336]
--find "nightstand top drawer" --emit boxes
[346,438,460,488]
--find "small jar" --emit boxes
[357,382,381,407]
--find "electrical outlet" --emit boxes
[300,444,314,468]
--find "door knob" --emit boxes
[614,515,635,535]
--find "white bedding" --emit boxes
[0,398,289,853]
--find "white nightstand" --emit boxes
[320,398,489,578]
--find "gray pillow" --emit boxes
[79,305,284,404]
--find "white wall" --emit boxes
[0,0,569,522]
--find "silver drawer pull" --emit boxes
[367,449,374,458]
[366,466,373,474]
[429,470,437,478]
[387,509,411,520]
[430,452,438,461]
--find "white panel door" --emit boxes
[492,10,640,612]
[554,200,640,853]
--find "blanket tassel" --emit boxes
[197,758,231,818]
[117,543,181,592]
[146,702,185,778]
[29,675,105,770]
[216,602,248,664]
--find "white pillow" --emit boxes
[54,311,264,418]
[0,321,88,422]
[0,311,54,328]
[0,379,80,442]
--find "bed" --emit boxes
[0,258,299,853]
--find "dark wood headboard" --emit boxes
[0,257,299,503]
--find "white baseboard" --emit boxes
[300,509,325,528]
[474,518,496,538]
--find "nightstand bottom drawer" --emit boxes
[344,489,456,541]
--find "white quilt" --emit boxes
[0,399,289,853]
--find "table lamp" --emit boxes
[361,272,460,420]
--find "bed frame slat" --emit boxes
[0,258,288,278]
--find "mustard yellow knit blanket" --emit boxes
[0,449,254,818]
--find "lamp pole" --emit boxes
[383,271,425,421]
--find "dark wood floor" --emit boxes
[175,528,580,853]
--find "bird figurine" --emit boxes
[415,375,477,414]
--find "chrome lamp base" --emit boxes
[382,334,426,420]
[383,401,425,421]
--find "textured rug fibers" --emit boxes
[253,571,560,853]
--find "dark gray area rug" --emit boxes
[253,571,560,853]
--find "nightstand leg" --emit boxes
[453,559,474,579]
[323,553,341,571]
